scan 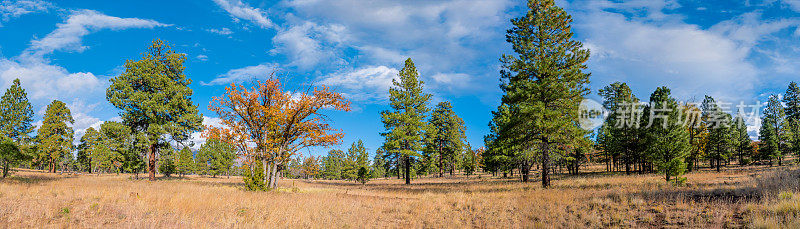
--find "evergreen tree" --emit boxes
[372,148,387,179]
[342,140,369,181]
[0,137,25,177]
[321,149,345,179]
[36,100,74,173]
[597,82,643,174]
[702,96,734,172]
[643,87,690,182]
[159,149,176,177]
[423,101,466,177]
[784,82,800,156]
[732,115,752,165]
[381,58,431,185]
[106,39,202,181]
[484,103,518,178]
[761,95,786,166]
[176,147,195,177]
[0,79,35,142]
[357,166,369,185]
[77,127,99,173]
[125,132,149,178]
[683,103,707,172]
[0,79,34,176]
[196,138,237,178]
[784,82,800,121]
[100,121,130,174]
[494,0,590,187]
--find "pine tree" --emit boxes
[0,137,24,177]
[176,147,195,177]
[107,39,203,181]
[423,101,466,177]
[761,95,786,166]
[342,140,368,181]
[683,103,707,172]
[381,58,431,185]
[196,138,236,178]
[36,100,74,173]
[100,121,130,174]
[372,148,387,179]
[494,0,590,187]
[784,82,800,156]
[732,115,752,165]
[77,127,99,173]
[597,82,643,174]
[643,87,690,182]
[0,79,34,176]
[322,149,345,179]
[702,96,734,172]
[159,149,176,177]
[0,79,35,142]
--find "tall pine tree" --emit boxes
[36,100,74,173]
[643,87,689,181]
[106,39,202,181]
[494,0,590,187]
[381,58,431,185]
[0,79,35,177]
[423,101,466,177]
[760,95,784,166]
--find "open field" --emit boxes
[1,165,800,228]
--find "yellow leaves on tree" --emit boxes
[205,76,349,189]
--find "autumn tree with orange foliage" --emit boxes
[205,76,350,190]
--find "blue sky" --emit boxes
[1,0,799,156]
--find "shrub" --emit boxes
[357,167,369,185]
[158,156,176,177]
[243,163,266,191]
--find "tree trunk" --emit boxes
[439,154,443,178]
[270,162,279,189]
[521,161,529,182]
[268,158,272,187]
[148,143,156,181]
[541,142,550,188]
[2,161,8,178]
[404,155,411,185]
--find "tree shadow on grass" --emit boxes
[297,178,538,194]
[1,173,73,185]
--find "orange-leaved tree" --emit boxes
[205,76,350,190]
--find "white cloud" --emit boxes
[185,117,225,150]
[21,9,168,61]
[271,21,348,69]
[206,27,233,35]
[0,0,52,26]
[430,72,472,91]
[565,0,800,138]
[282,0,512,97]
[203,63,279,85]
[0,59,104,100]
[196,54,209,62]
[571,2,764,103]
[212,0,273,28]
[784,0,800,12]
[317,65,398,102]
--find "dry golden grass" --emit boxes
[0,165,797,228]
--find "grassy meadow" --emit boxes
[2,164,800,228]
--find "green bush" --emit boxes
[357,167,369,185]
[243,162,266,191]
[158,156,176,177]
